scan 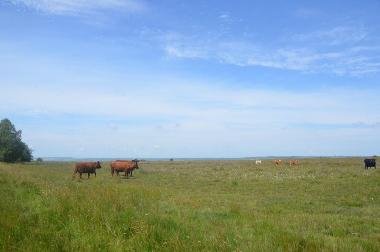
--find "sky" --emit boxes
[1,0,380,158]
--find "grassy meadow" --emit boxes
[0,158,379,251]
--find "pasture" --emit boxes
[0,158,379,251]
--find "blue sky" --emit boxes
[1,0,380,158]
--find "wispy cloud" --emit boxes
[294,8,323,19]
[163,26,380,76]
[4,82,379,157]
[292,26,368,46]
[291,122,380,130]
[8,0,146,16]
[2,82,379,127]
[165,44,208,59]
[219,12,231,20]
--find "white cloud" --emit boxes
[162,26,380,76]
[294,8,322,19]
[292,26,368,46]
[3,80,379,157]
[9,0,146,16]
[165,45,208,59]
[219,12,230,20]
[2,81,379,127]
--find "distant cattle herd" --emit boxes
[72,158,376,179]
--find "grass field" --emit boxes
[0,158,379,251]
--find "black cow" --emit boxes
[364,159,376,169]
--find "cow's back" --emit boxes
[75,162,97,173]
[111,161,135,171]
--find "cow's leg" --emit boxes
[79,173,82,179]
[94,171,96,177]
[88,173,90,179]
[125,171,128,177]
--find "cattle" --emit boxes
[111,159,139,177]
[364,159,376,169]
[115,160,140,177]
[255,160,262,165]
[73,161,101,179]
[289,160,299,166]
[273,159,282,165]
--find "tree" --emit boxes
[0,119,32,162]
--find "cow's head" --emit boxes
[132,159,140,169]
[96,161,102,169]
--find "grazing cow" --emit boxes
[111,159,139,177]
[273,159,282,165]
[115,160,140,177]
[73,161,101,179]
[289,160,299,166]
[255,160,262,165]
[364,159,376,169]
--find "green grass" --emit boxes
[0,158,379,251]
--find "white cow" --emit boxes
[255,160,262,165]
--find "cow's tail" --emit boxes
[72,167,78,179]
[73,167,80,179]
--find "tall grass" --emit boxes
[0,158,379,251]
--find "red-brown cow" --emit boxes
[273,159,282,165]
[110,160,139,177]
[289,160,299,166]
[73,161,101,179]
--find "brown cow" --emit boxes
[273,159,282,165]
[289,160,299,166]
[73,161,101,179]
[115,160,136,177]
[110,159,139,177]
